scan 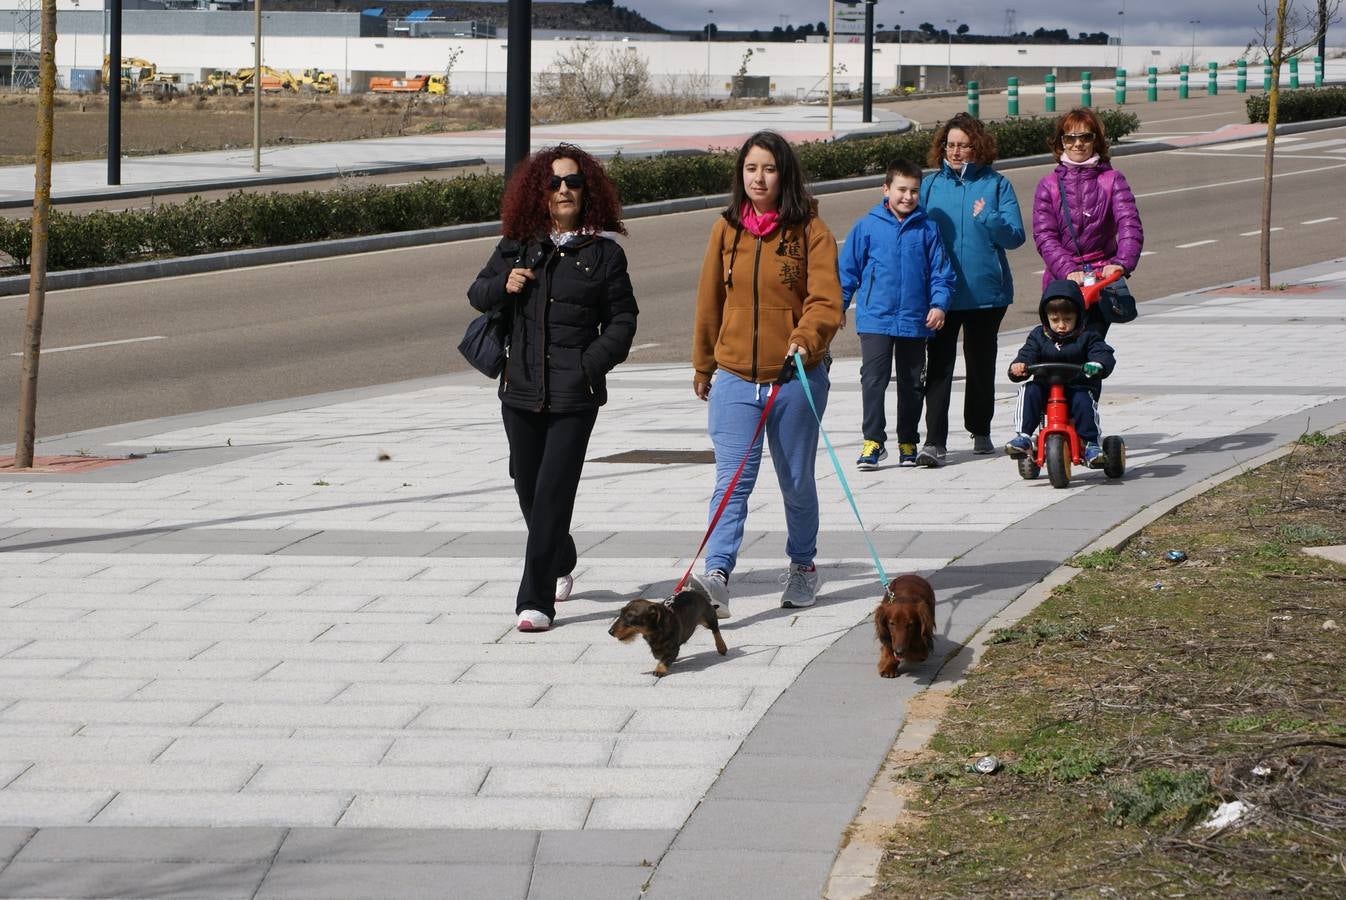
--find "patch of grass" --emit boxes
[1297,430,1332,447]
[872,434,1346,897]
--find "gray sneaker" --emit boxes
[915,445,946,468]
[692,569,730,619]
[779,563,819,608]
[972,435,996,455]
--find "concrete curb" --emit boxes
[1,114,1343,298]
[823,418,1346,899]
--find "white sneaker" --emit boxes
[516,610,552,632]
[692,569,730,619]
[779,563,819,608]
[555,574,574,602]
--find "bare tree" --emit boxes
[536,45,652,121]
[1257,0,1340,288]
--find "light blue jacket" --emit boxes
[839,201,954,339]
[920,160,1026,311]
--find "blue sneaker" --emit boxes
[897,442,919,466]
[1004,434,1033,458]
[856,440,887,470]
[1084,442,1107,469]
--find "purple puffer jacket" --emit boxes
[1032,161,1144,289]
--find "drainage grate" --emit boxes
[593,450,716,465]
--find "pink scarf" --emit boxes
[740,202,780,237]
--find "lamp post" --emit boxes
[1116,2,1125,70]
[1188,18,1200,68]
[945,18,956,90]
[705,9,713,101]
[862,0,875,121]
[252,0,261,173]
[107,0,121,185]
[895,8,904,93]
[827,0,835,130]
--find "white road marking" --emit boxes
[1175,151,1346,161]
[1204,136,1303,151]
[1134,161,1346,199]
[1139,251,1157,256]
[1175,239,1218,249]
[628,342,660,352]
[1279,137,1346,153]
[1138,110,1247,127]
[1240,227,1283,236]
[9,335,166,356]
[1302,216,1339,225]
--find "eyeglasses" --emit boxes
[548,173,585,190]
[944,141,973,152]
[1062,132,1096,145]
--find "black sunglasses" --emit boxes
[548,173,585,190]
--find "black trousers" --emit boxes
[501,404,598,619]
[859,333,927,446]
[923,306,1008,447]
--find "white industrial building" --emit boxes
[0,1,1333,98]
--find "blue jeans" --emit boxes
[704,366,829,576]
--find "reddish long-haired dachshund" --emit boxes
[874,574,936,678]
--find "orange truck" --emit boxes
[368,74,447,94]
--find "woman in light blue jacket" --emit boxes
[918,113,1026,466]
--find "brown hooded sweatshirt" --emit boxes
[692,214,844,386]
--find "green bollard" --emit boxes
[1081,70,1092,107]
[1263,60,1272,91]
[1179,64,1189,99]
[966,80,979,119]
[1237,60,1247,93]
[1115,67,1126,105]
[1315,55,1324,87]
[1207,61,1218,95]
[1290,57,1300,88]
[1007,76,1019,117]
[1147,66,1158,101]
[1045,73,1056,113]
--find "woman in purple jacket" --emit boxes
[1032,107,1144,338]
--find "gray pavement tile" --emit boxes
[255,862,532,900]
[273,531,456,556]
[276,828,536,864]
[0,530,162,554]
[337,796,589,829]
[526,864,651,900]
[642,848,837,900]
[740,712,900,761]
[16,827,284,862]
[711,753,881,803]
[535,829,675,866]
[673,798,859,852]
[130,531,320,555]
[0,828,33,866]
[0,861,270,899]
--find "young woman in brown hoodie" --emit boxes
[689,130,844,618]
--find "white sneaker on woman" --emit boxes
[556,574,574,602]
[516,610,552,632]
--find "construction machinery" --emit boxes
[368,74,447,94]
[192,66,300,95]
[298,68,338,94]
[101,55,181,94]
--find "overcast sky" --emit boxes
[631,1,1317,47]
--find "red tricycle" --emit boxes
[1015,269,1127,489]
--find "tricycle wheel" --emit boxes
[1017,454,1040,480]
[1045,433,1071,489]
[1103,436,1126,479]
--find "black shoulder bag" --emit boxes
[457,309,509,378]
[1056,174,1138,324]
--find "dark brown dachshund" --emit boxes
[874,574,936,678]
[609,584,728,677]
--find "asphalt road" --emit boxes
[3,123,1344,441]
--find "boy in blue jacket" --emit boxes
[840,159,955,469]
[1004,280,1117,468]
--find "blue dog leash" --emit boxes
[791,352,890,591]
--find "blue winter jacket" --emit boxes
[921,160,1026,311]
[839,201,954,339]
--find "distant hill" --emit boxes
[264,0,667,33]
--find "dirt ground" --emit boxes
[0,91,507,166]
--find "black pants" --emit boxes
[1016,382,1101,445]
[923,306,1008,447]
[501,404,598,619]
[859,333,927,446]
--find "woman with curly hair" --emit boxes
[689,130,844,616]
[1033,107,1144,338]
[918,112,1026,466]
[468,144,638,632]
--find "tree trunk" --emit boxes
[1260,0,1290,290]
[14,0,58,469]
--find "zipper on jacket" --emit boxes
[862,269,876,312]
[750,236,762,382]
[537,245,552,412]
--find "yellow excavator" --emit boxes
[298,68,338,94]
[101,55,180,95]
[192,66,301,95]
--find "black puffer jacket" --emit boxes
[1007,280,1115,388]
[468,234,638,412]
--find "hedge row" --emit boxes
[1246,86,1346,124]
[0,110,1139,273]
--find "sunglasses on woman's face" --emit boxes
[549,173,585,190]
[1062,132,1096,146]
